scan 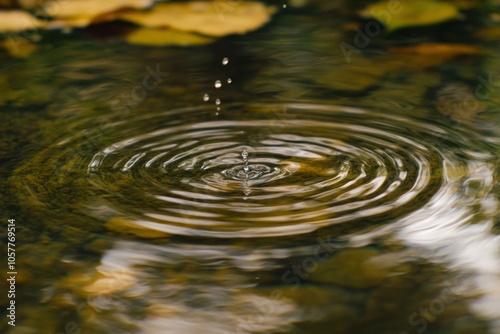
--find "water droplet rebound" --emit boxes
[242,150,250,173]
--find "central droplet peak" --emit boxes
[242,150,249,173]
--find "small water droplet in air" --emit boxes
[216,106,220,111]
[282,4,287,8]
[222,57,229,65]
[203,94,210,101]
[215,98,221,105]
[242,150,248,160]
[215,80,222,88]
[227,78,232,84]
[215,112,219,116]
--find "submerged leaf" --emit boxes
[126,28,215,46]
[116,1,277,37]
[390,43,483,56]
[435,83,486,122]
[0,37,38,57]
[364,0,460,32]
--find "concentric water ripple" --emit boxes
[15,103,497,238]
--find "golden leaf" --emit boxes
[45,0,153,28]
[45,0,153,18]
[116,1,277,37]
[0,10,44,32]
[363,0,460,32]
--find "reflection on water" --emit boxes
[1,4,499,334]
[351,157,500,331]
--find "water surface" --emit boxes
[1,3,499,334]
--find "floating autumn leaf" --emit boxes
[126,28,215,46]
[45,0,153,28]
[116,1,277,37]
[363,0,460,32]
[0,10,44,32]
[45,0,152,18]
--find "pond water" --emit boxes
[1,2,499,334]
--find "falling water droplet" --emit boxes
[215,99,221,105]
[215,80,222,88]
[282,4,287,8]
[203,93,210,101]
[227,78,232,84]
[222,57,229,65]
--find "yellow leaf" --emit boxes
[364,0,460,32]
[45,0,153,28]
[126,28,215,46]
[0,10,44,32]
[116,1,277,37]
[45,0,153,18]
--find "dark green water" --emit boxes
[1,2,499,334]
